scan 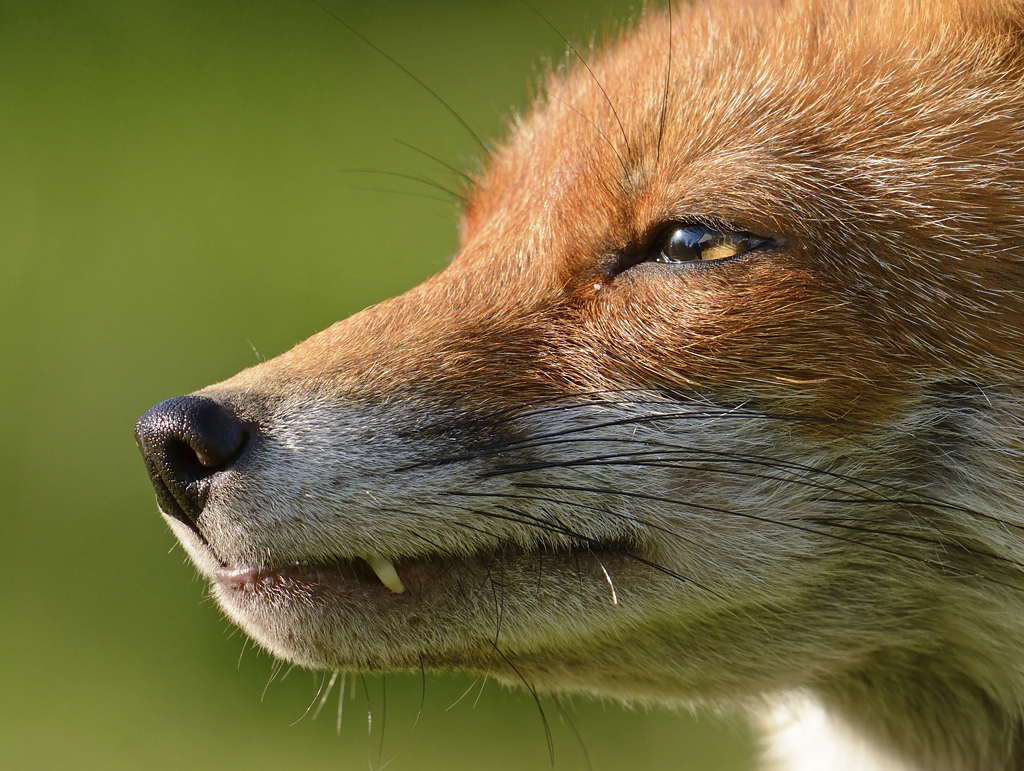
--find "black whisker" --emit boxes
[522,1,632,158]
[551,694,592,771]
[486,450,949,528]
[312,1,486,151]
[360,674,376,771]
[512,482,1024,591]
[573,551,585,609]
[394,138,474,183]
[492,646,554,768]
[351,185,454,205]
[368,662,426,770]
[437,498,730,601]
[455,488,703,553]
[405,387,1024,537]
[540,87,629,176]
[491,556,506,647]
[376,673,387,769]
[340,168,461,199]
[656,0,673,163]
[480,425,1024,535]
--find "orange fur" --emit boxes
[137,2,1024,769]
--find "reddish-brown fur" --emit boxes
[237,0,1024,425]
[138,1,1024,769]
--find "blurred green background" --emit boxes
[0,2,755,769]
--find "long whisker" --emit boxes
[509,482,1024,591]
[406,388,1024,535]
[540,87,629,177]
[394,139,474,183]
[522,1,632,158]
[313,1,486,151]
[360,674,375,771]
[483,450,960,539]
[656,0,674,163]
[430,499,730,601]
[340,168,462,200]
[376,674,388,769]
[371,496,718,598]
[492,645,554,768]
[351,186,454,205]
[373,664,427,771]
[551,694,592,771]
[483,430,1024,534]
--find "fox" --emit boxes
[134,0,1024,768]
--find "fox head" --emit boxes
[137,1,1024,768]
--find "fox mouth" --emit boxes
[212,540,636,606]
[203,537,650,676]
[217,555,409,595]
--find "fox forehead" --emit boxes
[216,0,1024,421]
[469,0,1024,253]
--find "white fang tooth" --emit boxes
[365,556,405,594]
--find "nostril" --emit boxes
[168,397,247,472]
[134,395,251,536]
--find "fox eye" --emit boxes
[653,224,766,264]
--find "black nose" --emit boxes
[135,395,250,536]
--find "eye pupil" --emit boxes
[654,225,762,264]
